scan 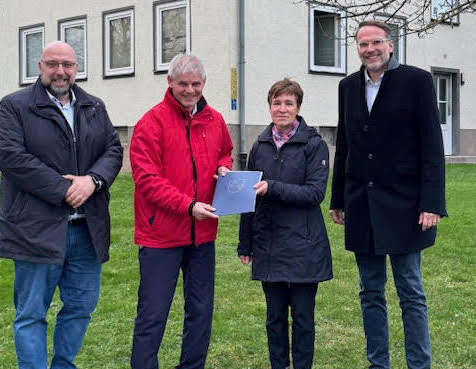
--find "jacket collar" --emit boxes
[28,78,96,138]
[258,116,313,144]
[164,87,209,117]
[31,77,94,109]
[358,55,400,118]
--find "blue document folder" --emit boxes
[212,171,262,216]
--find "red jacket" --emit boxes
[130,89,233,248]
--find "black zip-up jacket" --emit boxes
[0,78,123,264]
[238,117,333,283]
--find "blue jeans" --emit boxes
[131,242,215,369]
[13,222,102,369]
[355,251,431,369]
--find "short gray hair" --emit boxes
[168,54,206,81]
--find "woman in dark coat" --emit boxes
[238,78,332,369]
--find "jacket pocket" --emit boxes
[3,192,28,221]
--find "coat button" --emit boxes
[368,153,373,159]
[273,155,278,160]
[363,124,369,132]
[368,181,374,187]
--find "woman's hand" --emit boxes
[213,166,230,180]
[239,255,252,265]
[254,180,268,196]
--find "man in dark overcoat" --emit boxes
[330,20,446,369]
[0,41,123,369]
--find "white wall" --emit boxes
[406,13,476,130]
[0,0,475,135]
[0,0,239,128]
[244,0,476,133]
[244,0,343,127]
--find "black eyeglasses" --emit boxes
[41,60,78,69]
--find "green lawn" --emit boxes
[0,165,475,368]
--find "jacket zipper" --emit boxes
[56,104,81,216]
[267,141,279,280]
[185,115,198,246]
[52,104,79,175]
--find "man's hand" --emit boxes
[213,166,230,180]
[419,212,441,231]
[254,180,268,196]
[192,201,219,220]
[239,255,252,265]
[63,174,95,208]
[329,209,345,225]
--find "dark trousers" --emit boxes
[261,282,318,369]
[131,242,215,369]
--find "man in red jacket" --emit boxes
[129,53,233,369]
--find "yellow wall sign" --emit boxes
[231,67,237,110]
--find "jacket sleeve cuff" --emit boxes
[188,200,197,216]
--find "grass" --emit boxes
[0,164,475,368]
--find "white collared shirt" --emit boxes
[365,69,384,113]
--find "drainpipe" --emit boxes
[238,0,247,170]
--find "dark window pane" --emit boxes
[110,17,131,69]
[26,32,42,78]
[439,102,447,124]
[161,7,186,63]
[439,78,447,101]
[388,23,400,61]
[65,25,85,73]
[314,13,335,67]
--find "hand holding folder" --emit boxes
[212,171,262,216]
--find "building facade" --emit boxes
[1,0,475,171]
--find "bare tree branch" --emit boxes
[298,0,476,38]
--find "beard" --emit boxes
[365,59,386,73]
[41,76,73,98]
[361,52,390,75]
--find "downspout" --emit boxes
[238,0,247,170]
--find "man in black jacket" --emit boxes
[330,21,446,369]
[0,41,123,369]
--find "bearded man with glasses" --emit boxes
[0,41,123,369]
[330,20,446,369]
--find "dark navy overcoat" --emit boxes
[330,59,447,255]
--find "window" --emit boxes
[59,17,87,80]
[19,24,44,85]
[376,16,406,64]
[309,5,346,74]
[387,21,406,64]
[431,0,459,23]
[154,0,190,72]
[103,8,134,77]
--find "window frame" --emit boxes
[309,4,347,75]
[19,24,45,85]
[153,0,191,73]
[431,0,460,24]
[103,7,135,78]
[58,16,88,80]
